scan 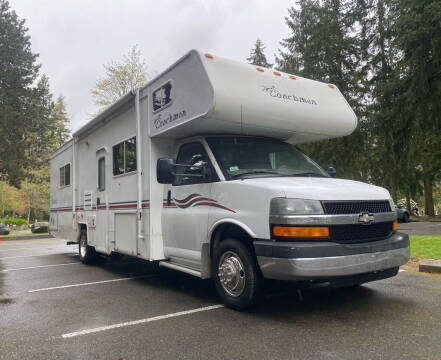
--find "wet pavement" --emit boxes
[0,238,440,360]
[398,221,441,236]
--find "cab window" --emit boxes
[174,142,218,186]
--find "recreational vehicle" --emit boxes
[50,50,410,309]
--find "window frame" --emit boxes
[112,135,137,178]
[173,141,219,186]
[59,163,71,188]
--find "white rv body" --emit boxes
[50,50,409,308]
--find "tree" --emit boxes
[247,38,273,68]
[391,0,441,216]
[91,45,150,109]
[276,0,368,180]
[0,0,40,186]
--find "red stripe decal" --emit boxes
[173,193,202,204]
[192,202,236,213]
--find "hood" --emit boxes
[240,177,390,201]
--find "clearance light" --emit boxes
[328,84,335,88]
[204,53,214,59]
[392,220,398,232]
[256,67,264,72]
[273,226,329,238]
[273,71,281,76]
[289,75,297,80]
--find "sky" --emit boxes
[10,0,294,132]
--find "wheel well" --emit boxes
[210,223,254,259]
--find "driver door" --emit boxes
[162,141,218,267]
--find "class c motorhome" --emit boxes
[50,50,410,309]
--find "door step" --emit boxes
[159,261,202,278]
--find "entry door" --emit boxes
[163,142,219,265]
[95,156,109,253]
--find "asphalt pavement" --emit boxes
[0,238,440,360]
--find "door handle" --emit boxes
[167,190,171,206]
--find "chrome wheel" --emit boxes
[80,236,87,258]
[218,251,246,297]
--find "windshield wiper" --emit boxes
[290,172,327,177]
[231,170,282,178]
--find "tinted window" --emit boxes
[112,137,137,176]
[174,142,217,186]
[98,157,105,191]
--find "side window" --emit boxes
[174,142,218,186]
[59,164,71,187]
[112,137,137,176]
[98,157,105,192]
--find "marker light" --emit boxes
[204,53,214,59]
[328,84,335,88]
[273,226,329,238]
[392,220,398,232]
[289,75,297,80]
[273,71,281,76]
[256,67,264,72]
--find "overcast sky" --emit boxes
[11,0,294,132]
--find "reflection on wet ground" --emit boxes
[0,261,13,305]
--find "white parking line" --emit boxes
[0,246,71,252]
[62,304,224,338]
[0,252,77,260]
[28,275,154,293]
[2,262,81,272]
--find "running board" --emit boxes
[159,261,202,278]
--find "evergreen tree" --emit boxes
[247,38,273,68]
[276,0,368,180]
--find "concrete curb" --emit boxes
[0,234,54,241]
[419,259,441,274]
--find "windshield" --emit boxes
[206,136,328,179]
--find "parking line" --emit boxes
[28,275,154,293]
[61,304,224,338]
[0,252,77,260]
[2,262,81,272]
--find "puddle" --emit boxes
[0,261,13,305]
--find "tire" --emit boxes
[212,238,263,310]
[403,212,410,223]
[78,231,97,264]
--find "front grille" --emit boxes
[322,200,391,214]
[329,222,393,244]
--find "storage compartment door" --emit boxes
[114,212,137,256]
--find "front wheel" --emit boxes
[403,212,410,223]
[212,238,263,310]
[79,231,97,264]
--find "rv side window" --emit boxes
[174,142,218,186]
[59,164,70,187]
[98,157,105,191]
[112,137,137,176]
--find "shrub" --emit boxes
[31,222,49,233]
[0,217,28,226]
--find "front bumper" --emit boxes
[254,232,410,280]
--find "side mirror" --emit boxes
[327,167,337,178]
[157,158,176,184]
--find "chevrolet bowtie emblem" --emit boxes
[359,212,374,224]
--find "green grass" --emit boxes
[1,232,49,238]
[410,235,441,260]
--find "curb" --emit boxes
[419,259,441,274]
[0,234,54,241]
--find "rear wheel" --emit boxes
[79,231,97,264]
[403,212,410,223]
[213,238,263,310]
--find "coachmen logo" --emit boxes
[359,212,374,225]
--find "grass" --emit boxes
[1,232,49,238]
[410,235,441,260]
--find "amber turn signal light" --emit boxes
[392,220,398,232]
[273,226,329,238]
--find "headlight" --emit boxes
[388,198,396,211]
[270,198,324,215]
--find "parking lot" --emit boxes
[1,237,440,360]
